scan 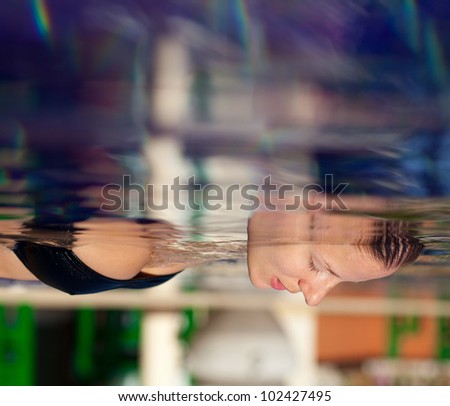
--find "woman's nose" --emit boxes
[299,278,340,306]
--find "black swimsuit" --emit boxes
[12,220,179,295]
[13,241,178,295]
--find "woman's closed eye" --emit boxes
[310,255,340,279]
[308,258,319,274]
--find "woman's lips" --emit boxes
[271,277,287,291]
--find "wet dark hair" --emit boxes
[362,221,424,270]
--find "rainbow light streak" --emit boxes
[233,0,251,59]
[232,0,258,79]
[31,0,53,49]
[424,19,447,87]
[403,0,420,52]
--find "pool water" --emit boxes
[1,0,450,301]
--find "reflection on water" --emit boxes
[2,0,450,386]
[247,209,424,305]
[0,196,443,305]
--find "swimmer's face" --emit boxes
[247,211,423,306]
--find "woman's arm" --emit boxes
[0,245,38,281]
[72,218,186,279]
